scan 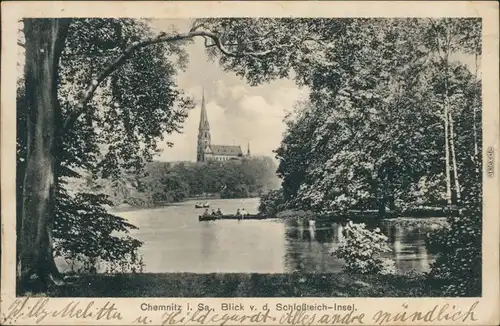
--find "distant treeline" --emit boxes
[83,156,280,207]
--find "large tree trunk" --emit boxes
[19,19,70,291]
[443,99,452,207]
[16,90,28,279]
[442,41,453,208]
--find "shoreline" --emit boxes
[109,203,450,230]
[107,196,260,213]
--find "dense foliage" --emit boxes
[81,156,280,207]
[426,210,481,296]
[258,189,285,216]
[262,18,481,294]
[274,19,481,216]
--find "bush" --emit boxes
[258,189,284,216]
[427,210,481,296]
[333,221,395,275]
[54,187,144,274]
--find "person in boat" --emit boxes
[203,208,210,216]
[241,208,248,216]
[216,208,223,216]
[211,209,216,216]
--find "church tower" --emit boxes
[197,90,211,162]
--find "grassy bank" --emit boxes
[39,273,447,297]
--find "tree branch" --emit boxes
[63,29,277,132]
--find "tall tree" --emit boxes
[425,18,481,206]
[20,19,71,286]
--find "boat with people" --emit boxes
[199,207,267,221]
[195,203,210,208]
[198,206,461,222]
[198,213,268,222]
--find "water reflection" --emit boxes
[65,198,438,275]
[200,221,216,260]
[284,219,345,273]
[284,218,435,275]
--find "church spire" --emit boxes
[199,88,210,130]
[197,89,211,162]
[247,142,251,156]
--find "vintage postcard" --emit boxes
[1,1,499,325]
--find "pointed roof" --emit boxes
[209,145,243,156]
[199,89,210,130]
[247,142,251,156]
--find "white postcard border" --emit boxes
[1,1,499,325]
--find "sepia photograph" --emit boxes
[1,1,499,325]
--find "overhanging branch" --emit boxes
[63,29,277,132]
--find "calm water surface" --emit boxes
[117,198,437,274]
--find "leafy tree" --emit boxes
[98,157,280,206]
[275,18,481,215]
[18,18,193,289]
[159,172,190,202]
[423,18,482,296]
[53,189,142,274]
[258,189,285,216]
[274,101,316,206]
[276,19,440,215]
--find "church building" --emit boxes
[197,91,250,162]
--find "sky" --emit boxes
[149,19,309,162]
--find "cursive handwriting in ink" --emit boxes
[2,298,30,324]
[132,315,152,324]
[161,308,275,325]
[373,302,479,325]
[1,297,123,324]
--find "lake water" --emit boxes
[115,198,437,275]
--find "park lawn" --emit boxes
[40,273,447,297]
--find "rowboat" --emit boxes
[195,203,210,208]
[198,214,267,221]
